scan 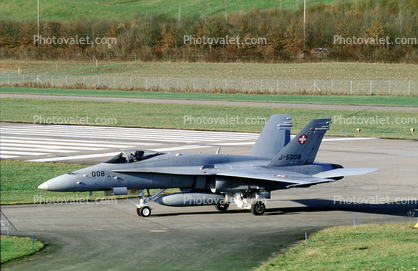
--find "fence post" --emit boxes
[114,76,116,89]
[276,79,279,94]
[260,79,263,93]
[243,79,246,93]
[146,77,148,89]
[98,75,100,87]
[370,80,372,95]
[23,74,25,85]
[160,77,162,89]
[8,73,10,84]
[408,80,411,95]
[225,78,227,90]
[388,80,391,95]
[350,80,353,95]
[130,76,132,88]
[83,76,85,86]
[177,78,179,90]
[295,80,297,93]
[331,80,333,93]
[52,75,54,87]
[193,78,195,91]
[210,78,212,92]
[65,75,67,86]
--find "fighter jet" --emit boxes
[38,115,378,217]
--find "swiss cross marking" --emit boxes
[298,134,307,145]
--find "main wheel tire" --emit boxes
[136,208,142,217]
[215,202,229,212]
[137,206,151,217]
[251,201,265,216]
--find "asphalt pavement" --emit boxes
[2,132,417,270]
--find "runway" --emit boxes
[0,122,259,164]
[1,123,418,270]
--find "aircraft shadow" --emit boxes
[265,198,418,218]
[150,198,417,218]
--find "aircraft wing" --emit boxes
[312,168,379,178]
[113,166,335,188]
[216,168,335,188]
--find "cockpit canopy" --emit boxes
[104,149,164,164]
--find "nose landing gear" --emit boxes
[127,188,167,217]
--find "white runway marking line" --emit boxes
[1,141,107,151]
[0,138,132,148]
[0,155,19,159]
[0,150,49,156]
[0,129,258,141]
[1,130,254,143]
[0,136,160,146]
[2,125,259,136]
[0,146,77,153]
[1,126,260,143]
[27,152,121,162]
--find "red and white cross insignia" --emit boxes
[298,134,308,145]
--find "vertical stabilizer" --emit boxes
[267,118,331,166]
[249,115,292,159]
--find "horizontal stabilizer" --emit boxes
[312,168,379,178]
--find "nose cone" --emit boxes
[38,182,49,190]
[38,174,76,192]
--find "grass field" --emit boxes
[1,0,343,21]
[2,61,417,80]
[1,97,417,139]
[0,160,178,205]
[1,160,92,204]
[2,87,418,107]
[1,236,45,264]
[257,223,418,271]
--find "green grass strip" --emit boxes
[1,97,417,139]
[1,160,93,204]
[1,87,417,107]
[1,235,45,263]
[257,223,418,271]
[0,160,177,205]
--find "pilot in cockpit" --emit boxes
[132,151,145,161]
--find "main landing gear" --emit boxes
[250,201,265,216]
[215,200,230,212]
[128,188,167,217]
[217,193,267,216]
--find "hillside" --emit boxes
[1,0,347,21]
